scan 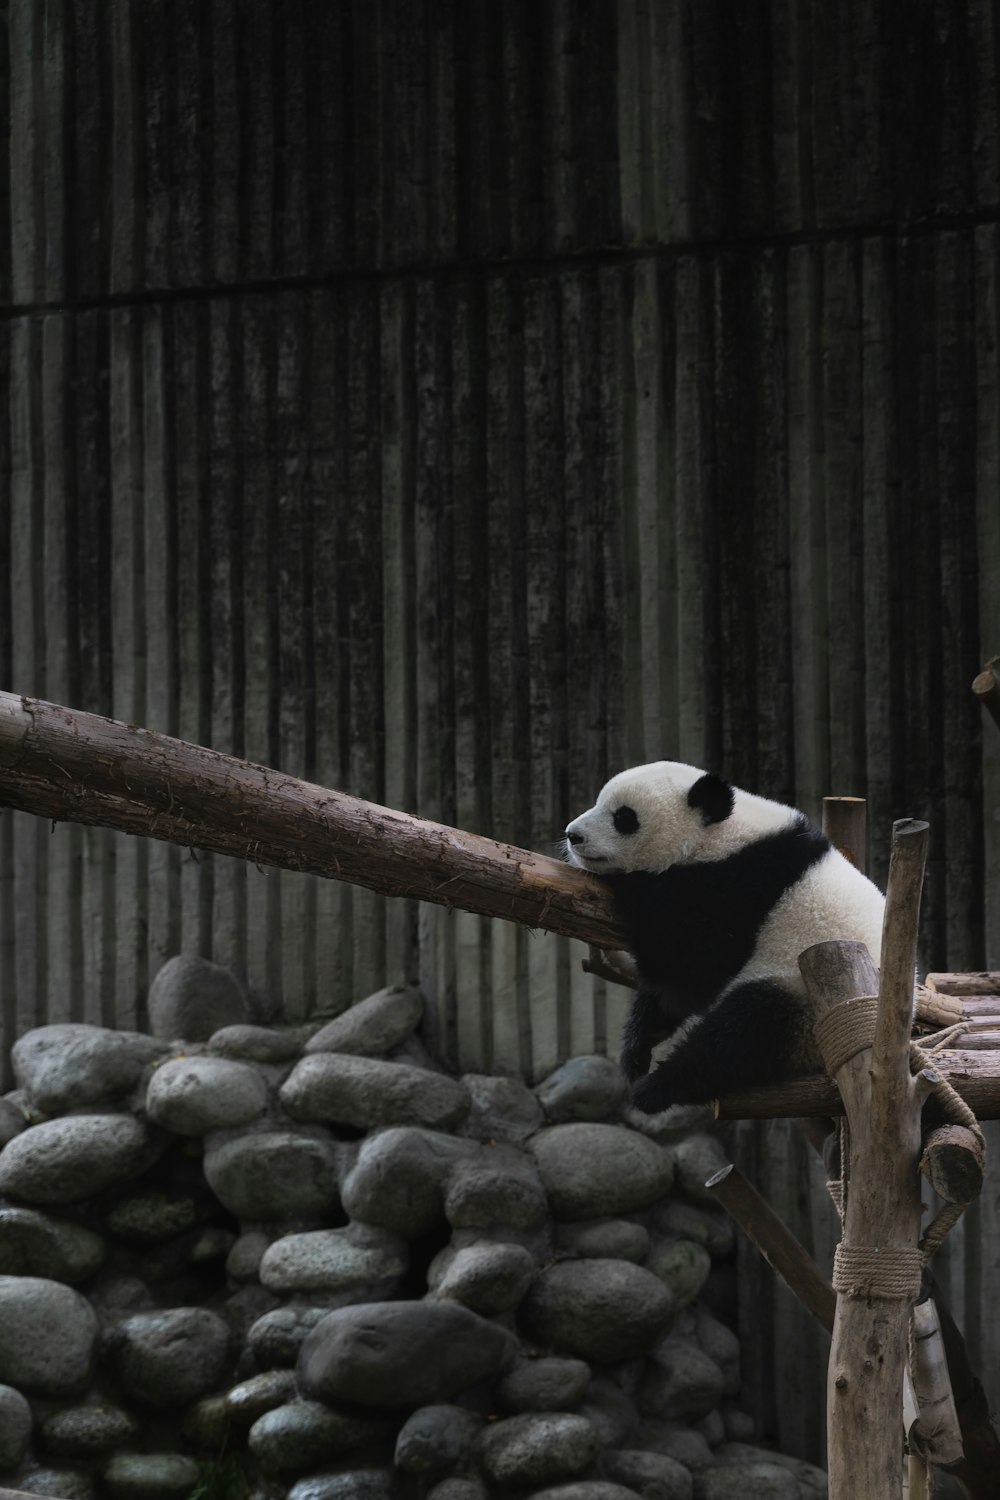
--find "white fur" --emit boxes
[565,759,885,997]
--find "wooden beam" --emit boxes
[704,1163,836,1333]
[0,692,627,951]
[715,1056,1000,1120]
[822,795,867,872]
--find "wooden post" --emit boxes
[822,795,867,872]
[800,818,930,1499]
[971,663,1000,734]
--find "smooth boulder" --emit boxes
[298,1300,516,1407]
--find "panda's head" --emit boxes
[563,760,739,874]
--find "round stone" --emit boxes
[0,1206,106,1282]
[103,1453,201,1500]
[209,1024,310,1062]
[429,1241,534,1315]
[557,1218,651,1262]
[458,1074,544,1144]
[12,1024,167,1114]
[260,1226,407,1297]
[0,1382,32,1468]
[280,1053,470,1131]
[603,1448,693,1499]
[647,1239,712,1309]
[226,1230,272,1281]
[15,1471,94,1498]
[147,954,248,1040]
[0,1277,98,1396]
[650,1199,735,1258]
[0,1095,28,1146]
[248,1401,381,1475]
[520,1259,675,1362]
[248,1305,332,1368]
[496,1357,592,1413]
[535,1055,628,1122]
[305,984,423,1056]
[204,1129,340,1219]
[226,1369,299,1427]
[443,1147,548,1231]
[529,1486,644,1500]
[287,1473,396,1500]
[39,1404,141,1458]
[394,1404,483,1475]
[640,1330,725,1419]
[529,1124,673,1220]
[145,1055,268,1135]
[298,1300,516,1408]
[478,1412,600,1488]
[102,1307,231,1407]
[340,1127,473,1237]
[0,1115,157,1205]
[695,1463,798,1500]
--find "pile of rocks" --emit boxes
[0,955,827,1500]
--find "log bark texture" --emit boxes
[800,819,930,1500]
[0,693,627,952]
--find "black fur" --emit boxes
[613,815,830,1108]
[687,772,735,825]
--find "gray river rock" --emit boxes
[298,1299,516,1407]
[529,1123,674,1220]
[145,1054,268,1134]
[281,1052,470,1131]
[147,954,248,1040]
[305,984,423,1056]
[11,1024,168,1114]
[0,1115,158,1204]
[0,1276,99,1396]
[0,1206,106,1282]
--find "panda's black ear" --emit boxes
[688,773,735,825]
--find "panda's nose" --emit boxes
[565,829,584,846]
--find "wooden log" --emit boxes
[715,1052,1000,1120]
[822,794,867,871]
[0,692,627,951]
[802,819,930,1500]
[924,972,1000,995]
[704,1163,836,1333]
[918,1125,985,1206]
[971,664,1000,733]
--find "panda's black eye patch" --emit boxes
[612,805,639,835]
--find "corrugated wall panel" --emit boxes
[3,0,1000,1464]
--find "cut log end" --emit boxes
[919,1125,986,1206]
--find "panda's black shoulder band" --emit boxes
[687,772,735,825]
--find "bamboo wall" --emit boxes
[2,0,999,1462]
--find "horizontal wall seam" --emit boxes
[3,203,1000,321]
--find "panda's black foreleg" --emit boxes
[619,983,697,1083]
[628,980,812,1112]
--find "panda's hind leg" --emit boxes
[629,980,812,1112]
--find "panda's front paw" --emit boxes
[629,1067,672,1115]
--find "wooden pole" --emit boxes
[714,1061,1000,1121]
[822,795,867,872]
[704,1164,836,1333]
[0,692,626,951]
[800,818,930,1500]
[971,663,1000,733]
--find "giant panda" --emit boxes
[564,760,885,1112]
